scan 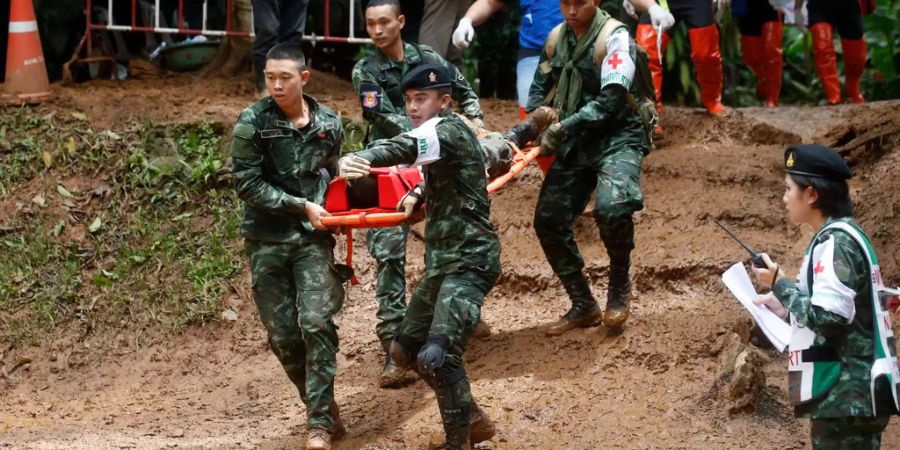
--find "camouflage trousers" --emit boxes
[245,238,344,431]
[810,416,891,450]
[533,146,645,277]
[365,224,409,350]
[395,268,499,437]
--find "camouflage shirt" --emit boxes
[526,10,648,161]
[773,217,893,418]
[230,95,344,244]
[351,41,483,142]
[354,111,500,275]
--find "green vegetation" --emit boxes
[0,108,242,346]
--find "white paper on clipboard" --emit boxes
[721,262,791,352]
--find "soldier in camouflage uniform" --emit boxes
[338,64,500,450]
[752,144,898,450]
[526,2,650,336]
[230,43,346,450]
[351,0,489,389]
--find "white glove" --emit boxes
[452,17,475,49]
[337,155,370,180]
[622,0,637,19]
[648,5,675,32]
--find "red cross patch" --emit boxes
[813,260,825,277]
[607,52,624,70]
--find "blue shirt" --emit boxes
[508,0,564,51]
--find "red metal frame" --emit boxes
[64,0,372,81]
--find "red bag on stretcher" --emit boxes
[321,167,423,228]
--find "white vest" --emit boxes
[788,221,900,413]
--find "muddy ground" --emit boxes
[2,70,899,449]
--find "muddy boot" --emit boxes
[305,427,332,450]
[378,353,408,388]
[330,401,346,440]
[473,318,493,339]
[543,272,602,336]
[428,404,495,448]
[502,106,557,148]
[469,404,496,443]
[604,257,632,330]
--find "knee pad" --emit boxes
[416,335,450,374]
[390,334,420,369]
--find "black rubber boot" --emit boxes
[543,272,602,336]
[604,254,632,329]
[379,340,407,388]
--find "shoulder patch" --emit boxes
[359,82,382,110]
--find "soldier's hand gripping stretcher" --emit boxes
[322,106,558,229]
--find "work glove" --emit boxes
[622,0,637,19]
[337,154,370,180]
[648,5,676,33]
[452,17,475,49]
[539,122,566,156]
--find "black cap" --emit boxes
[400,63,451,92]
[784,144,851,181]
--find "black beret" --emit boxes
[400,63,451,92]
[784,144,851,181]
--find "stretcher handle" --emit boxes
[487,145,541,193]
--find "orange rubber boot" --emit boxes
[741,35,764,99]
[811,23,842,104]
[688,24,726,115]
[636,23,669,113]
[841,38,867,104]
[760,21,783,107]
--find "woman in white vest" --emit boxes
[751,144,899,449]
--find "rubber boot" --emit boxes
[740,35,765,99]
[760,21,783,107]
[427,404,495,449]
[306,427,332,450]
[688,24,726,115]
[331,401,346,440]
[434,375,473,450]
[603,255,632,330]
[811,23,842,105]
[841,38,867,104]
[636,24,669,113]
[543,272,602,336]
[378,341,408,388]
[473,318,493,339]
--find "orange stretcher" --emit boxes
[321,144,541,285]
[320,143,540,229]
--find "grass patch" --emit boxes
[0,107,243,346]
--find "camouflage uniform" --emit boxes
[351,41,484,350]
[230,95,345,432]
[527,9,649,329]
[355,111,501,448]
[773,217,895,449]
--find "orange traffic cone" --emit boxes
[3,0,50,104]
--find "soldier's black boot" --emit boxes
[604,254,632,330]
[543,272,602,336]
[425,369,476,450]
[379,340,408,388]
